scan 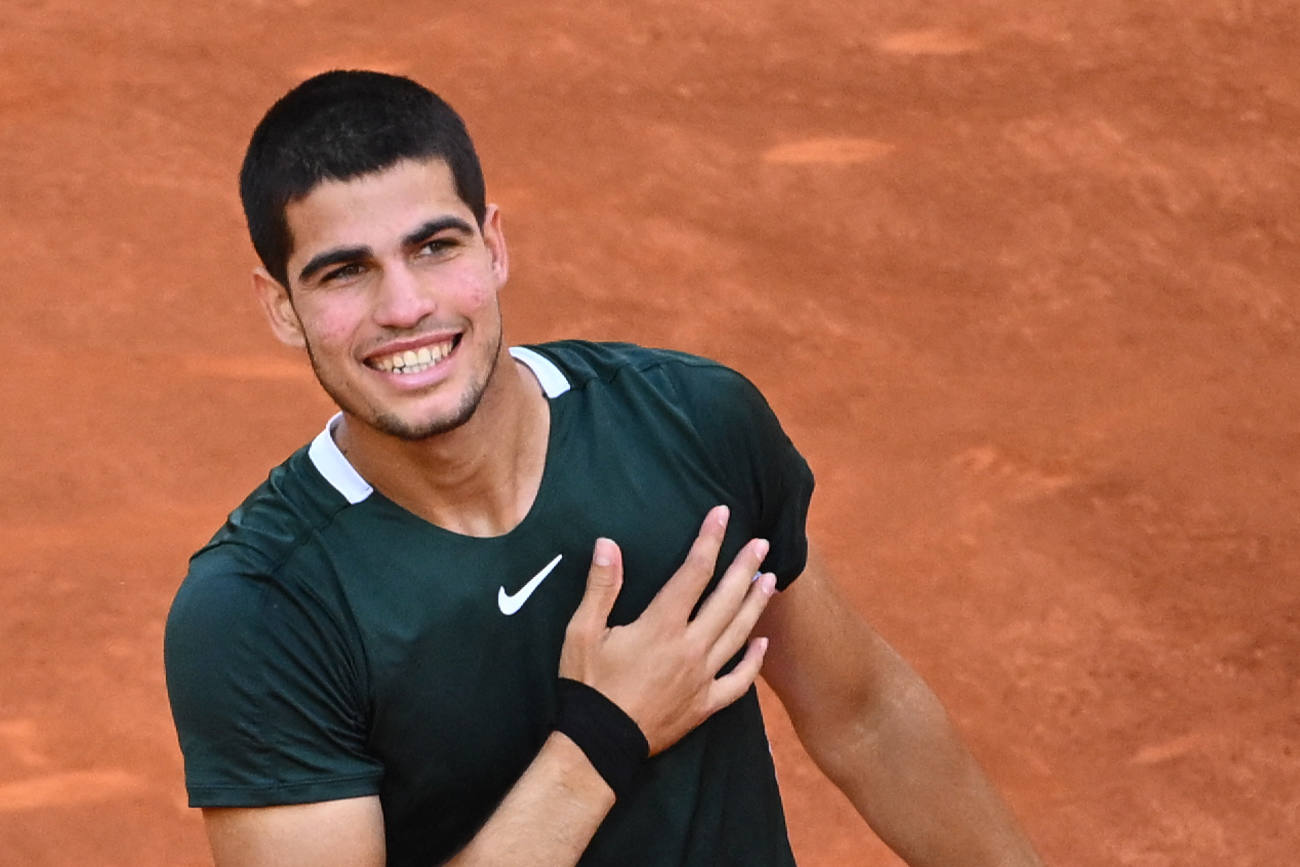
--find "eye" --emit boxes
[417,237,457,258]
[321,262,366,283]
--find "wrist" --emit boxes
[544,731,620,808]
[552,678,649,800]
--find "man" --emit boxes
[164,70,1042,866]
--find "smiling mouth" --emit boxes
[367,336,460,375]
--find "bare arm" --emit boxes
[203,506,775,867]
[759,548,1043,867]
[203,796,386,866]
[203,737,611,867]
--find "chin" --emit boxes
[361,353,499,441]
[372,400,480,441]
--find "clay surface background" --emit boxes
[2,1,1297,864]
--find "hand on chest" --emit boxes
[354,493,759,695]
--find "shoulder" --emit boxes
[164,447,369,755]
[188,444,350,575]
[168,444,355,654]
[524,338,727,374]
[521,340,764,409]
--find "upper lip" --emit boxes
[362,331,459,364]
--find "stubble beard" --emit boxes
[305,327,504,442]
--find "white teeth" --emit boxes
[370,340,454,374]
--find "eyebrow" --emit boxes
[401,216,475,248]
[296,216,477,285]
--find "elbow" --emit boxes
[789,670,959,791]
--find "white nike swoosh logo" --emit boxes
[498,554,564,615]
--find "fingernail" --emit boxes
[713,504,730,525]
[761,572,777,595]
[593,537,614,567]
[752,538,770,561]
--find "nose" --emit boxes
[372,263,436,329]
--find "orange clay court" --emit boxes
[1,1,1297,864]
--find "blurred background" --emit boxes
[2,1,1297,863]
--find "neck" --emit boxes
[336,353,550,537]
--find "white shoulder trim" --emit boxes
[510,346,571,398]
[307,414,374,504]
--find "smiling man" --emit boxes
[164,70,1042,866]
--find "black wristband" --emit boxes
[553,678,649,799]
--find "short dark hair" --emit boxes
[239,70,486,286]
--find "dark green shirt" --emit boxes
[165,341,815,865]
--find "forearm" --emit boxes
[760,557,1042,867]
[445,732,615,867]
[802,662,1042,867]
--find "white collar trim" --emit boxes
[307,345,570,503]
[308,415,373,504]
[510,345,571,397]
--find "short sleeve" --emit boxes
[665,361,815,589]
[164,548,383,807]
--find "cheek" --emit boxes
[466,285,496,313]
[300,300,366,348]
[453,273,500,315]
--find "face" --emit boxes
[255,158,509,441]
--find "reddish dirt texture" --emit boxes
[3,1,1298,864]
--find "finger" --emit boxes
[644,505,730,620]
[706,571,776,673]
[707,636,769,712]
[568,538,623,635]
[692,537,770,640]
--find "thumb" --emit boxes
[571,537,623,632]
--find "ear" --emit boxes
[252,268,307,348]
[481,204,509,286]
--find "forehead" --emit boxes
[283,158,472,267]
